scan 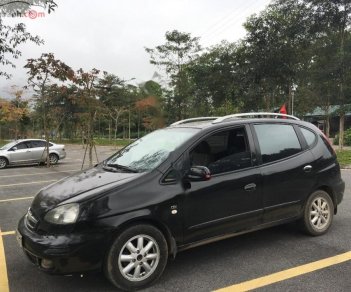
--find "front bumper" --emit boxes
[17,216,110,274]
[59,151,66,160]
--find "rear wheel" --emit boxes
[105,224,168,291]
[0,157,8,169]
[49,153,59,165]
[301,190,334,236]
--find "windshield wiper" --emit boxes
[102,165,119,172]
[106,163,139,173]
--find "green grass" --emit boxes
[336,150,351,168]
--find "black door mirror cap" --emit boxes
[186,166,211,182]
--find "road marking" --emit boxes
[0,228,10,292]
[0,231,15,236]
[215,251,351,292]
[0,180,57,188]
[0,196,34,203]
[0,169,79,178]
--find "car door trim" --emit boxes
[188,208,263,231]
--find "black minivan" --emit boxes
[17,113,345,291]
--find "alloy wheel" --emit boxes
[118,234,160,282]
[309,196,331,231]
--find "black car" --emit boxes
[17,113,345,291]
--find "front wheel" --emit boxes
[105,224,168,291]
[49,153,59,165]
[0,157,8,169]
[300,190,334,236]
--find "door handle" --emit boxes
[303,165,312,173]
[244,183,256,192]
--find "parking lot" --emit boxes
[0,144,350,292]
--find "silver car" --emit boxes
[0,139,66,169]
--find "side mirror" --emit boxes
[186,166,211,182]
[10,147,17,151]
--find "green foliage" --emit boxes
[336,150,351,168]
[334,128,351,146]
[145,30,201,120]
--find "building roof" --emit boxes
[304,105,351,117]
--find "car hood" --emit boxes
[31,166,142,215]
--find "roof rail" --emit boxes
[212,112,300,124]
[171,117,219,126]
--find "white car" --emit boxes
[0,139,66,169]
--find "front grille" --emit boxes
[25,208,39,231]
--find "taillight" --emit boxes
[318,129,335,155]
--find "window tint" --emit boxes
[300,127,316,147]
[31,141,46,148]
[190,127,252,175]
[254,124,301,164]
[15,142,30,150]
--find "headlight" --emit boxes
[44,203,80,225]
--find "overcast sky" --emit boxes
[1,0,271,98]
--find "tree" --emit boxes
[145,30,201,120]
[0,91,29,139]
[186,41,245,116]
[25,53,74,166]
[243,0,312,113]
[304,0,351,149]
[73,68,103,166]
[136,80,165,134]
[97,73,127,142]
[0,0,57,79]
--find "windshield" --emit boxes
[105,128,199,172]
[0,141,17,151]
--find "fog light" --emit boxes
[41,258,54,269]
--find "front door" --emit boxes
[183,126,263,243]
[8,141,34,164]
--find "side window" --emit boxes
[254,124,301,164]
[300,127,316,147]
[31,141,46,148]
[15,142,29,150]
[190,127,252,175]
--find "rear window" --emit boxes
[254,124,301,164]
[300,127,316,147]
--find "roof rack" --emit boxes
[212,112,300,123]
[170,112,299,127]
[171,117,219,126]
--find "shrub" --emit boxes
[334,128,351,146]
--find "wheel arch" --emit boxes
[315,185,337,214]
[107,215,177,259]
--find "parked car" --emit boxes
[17,113,344,291]
[0,139,66,169]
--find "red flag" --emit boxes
[279,103,287,118]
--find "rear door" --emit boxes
[30,140,46,162]
[251,122,315,223]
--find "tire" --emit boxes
[300,190,334,236]
[105,224,168,291]
[49,153,59,165]
[0,157,8,169]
